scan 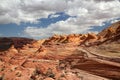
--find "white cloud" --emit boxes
[0,0,67,24]
[49,14,60,18]
[24,17,96,39]
[0,0,120,24]
[24,0,120,39]
[0,0,120,25]
[110,19,120,24]
[0,0,120,38]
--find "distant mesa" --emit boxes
[0,38,13,51]
[0,37,35,51]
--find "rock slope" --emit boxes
[0,21,120,80]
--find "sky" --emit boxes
[0,0,120,39]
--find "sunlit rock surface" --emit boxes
[0,21,120,80]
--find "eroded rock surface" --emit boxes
[0,21,120,80]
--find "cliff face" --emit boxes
[98,21,120,38]
[97,21,120,44]
[0,37,35,51]
[10,37,36,49]
[0,21,120,80]
[0,38,13,51]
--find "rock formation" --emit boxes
[8,45,18,53]
[0,38,13,51]
[97,21,120,44]
[0,21,120,80]
[32,39,45,48]
[66,34,81,44]
[98,21,120,38]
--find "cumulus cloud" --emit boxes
[49,14,60,18]
[0,0,120,24]
[24,17,97,39]
[0,0,120,38]
[111,19,120,24]
[23,0,120,39]
[0,0,67,24]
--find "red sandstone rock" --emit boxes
[98,21,120,38]
[44,77,54,80]
[0,21,120,80]
[32,39,45,48]
[8,45,18,53]
[65,72,80,80]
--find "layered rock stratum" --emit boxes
[0,21,120,80]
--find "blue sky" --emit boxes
[0,0,120,39]
[0,12,71,37]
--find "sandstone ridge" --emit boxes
[0,21,120,80]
